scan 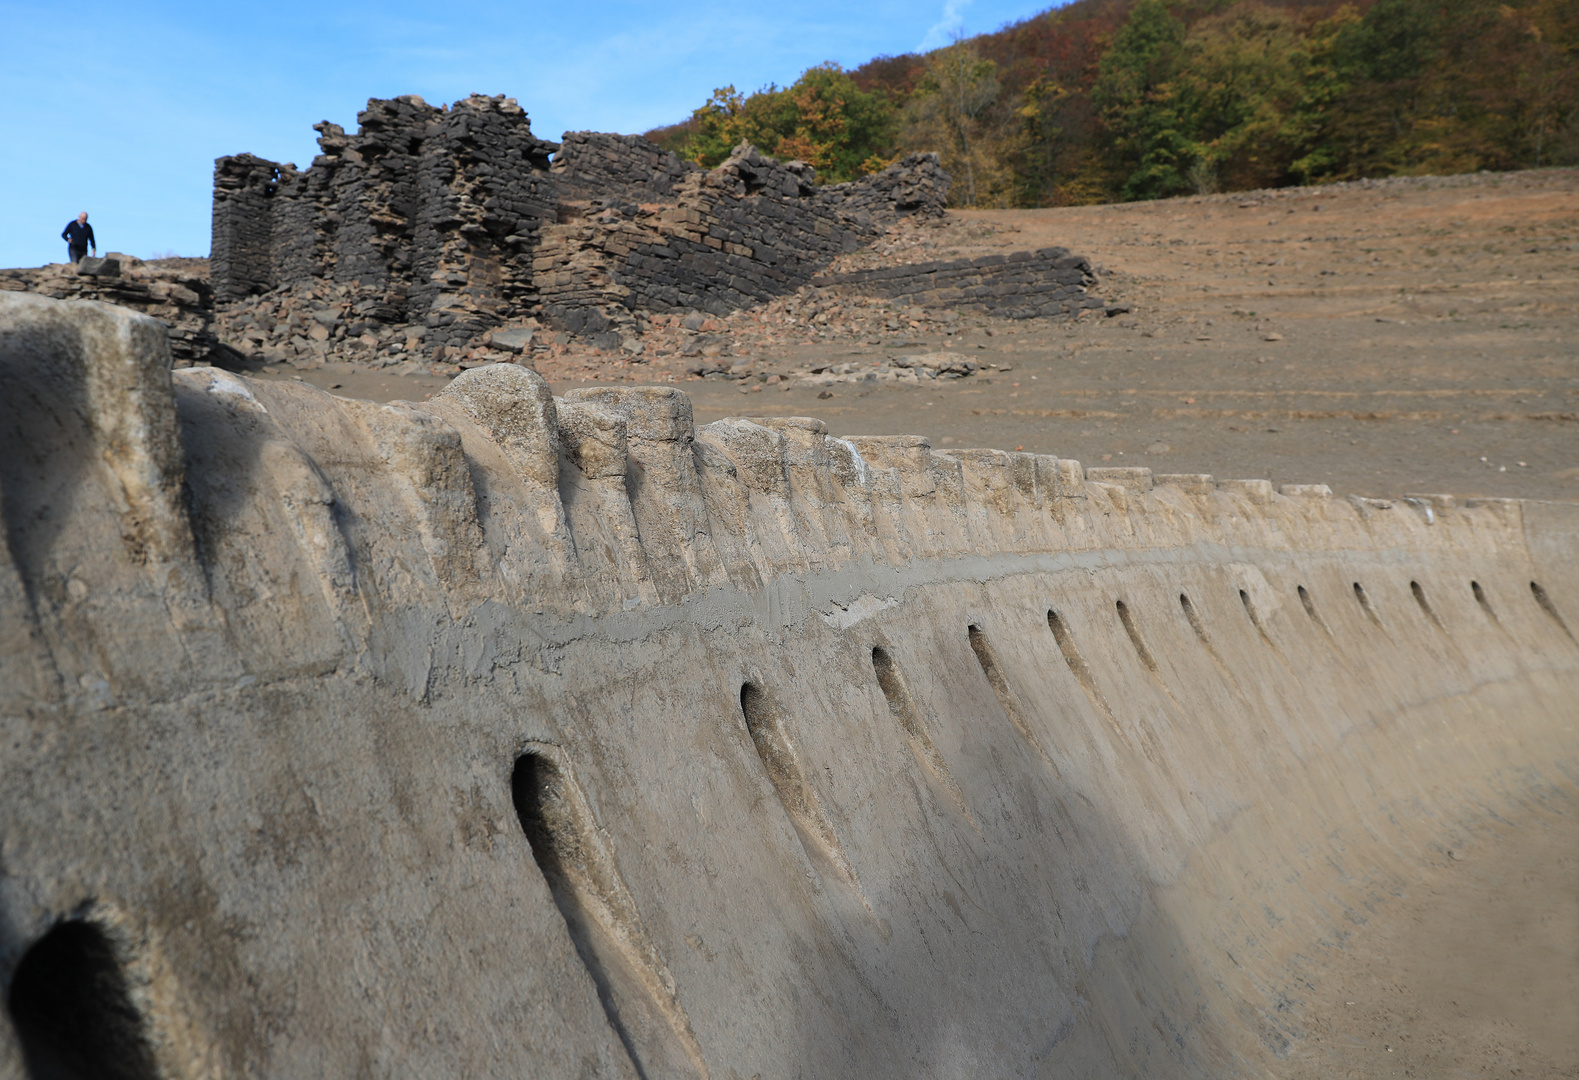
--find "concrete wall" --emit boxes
[1,290,1575,1079]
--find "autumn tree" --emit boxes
[643,0,1579,208]
[1167,4,1314,192]
[902,39,1006,206]
[681,86,750,168]
[1091,0,1192,199]
[676,65,895,183]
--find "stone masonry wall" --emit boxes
[211,154,287,300]
[211,94,559,355]
[810,246,1104,318]
[213,101,953,356]
[0,255,225,366]
[534,145,951,347]
[551,131,701,202]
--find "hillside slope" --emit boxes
[645,0,1579,207]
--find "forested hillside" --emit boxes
[643,0,1578,206]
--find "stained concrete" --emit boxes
[0,290,1575,1078]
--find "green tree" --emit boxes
[678,65,895,183]
[1285,6,1365,182]
[902,39,1005,206]
[770,64,897,181]
[1319,0,1446,176]
[1168,5,1313,191]
[682,86,749,169]
[1091,0,1192,200]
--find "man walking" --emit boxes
[62,212,95,263]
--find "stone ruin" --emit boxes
[0,255,221,366]
[209,94,1106,365]
[1,289,1575,1079]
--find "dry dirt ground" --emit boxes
[261,166,1579,503]
[1281,807,1578,1080]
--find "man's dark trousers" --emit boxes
[68,245,87,263]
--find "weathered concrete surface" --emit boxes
[1,289,1575,1078]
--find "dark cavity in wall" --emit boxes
[1047,609,1123,738]
[511,751,704,1080]
[738,682,857,884]
[871,646,927,747]
[1179,593,1213,650]
[870,645,968,815]
[1115,600,1159,673]
[1411,580,1444,629]
[1239,589,1277,649]
[1530,581,1576,642]
[1353,582,1385,629]
[6,919,159,1080]
[967,625,1058,775]
[1297,585,1327,632]
[1180,592,1237,683]
[1471,581,1498,622]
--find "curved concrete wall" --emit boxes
[1,292,1575,1079]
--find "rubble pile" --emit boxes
[0,255,226,366]
[519,289,1032,392]
[216,279,436,367]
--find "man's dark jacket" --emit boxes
[62,220,95,249]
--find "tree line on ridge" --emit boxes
[643,0,1578,206]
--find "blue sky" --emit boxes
[0,0,1056,268]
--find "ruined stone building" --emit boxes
[211,94,947,352]
[211,95,1102,358]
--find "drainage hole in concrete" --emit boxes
[1353,582,1384,628]
[1179,593,1209,641]
[1411,580,1444,628]
[966,624,1010,693]
[512,752,578,881]
[6,919,159,1080]
[740,682,815,822]
[871,646,920,738]
[1046,610,1082,674]
[1240,589,1278,647]
[1115,600,1159,672]
[1531,581,1575,638]
[1471,581,1499,622]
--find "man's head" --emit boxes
[76,212,88,224]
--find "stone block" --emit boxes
[1085,466,1153,493]
[490,328,536,353]
[1217,478,1275,504]
[566,385,694,443]
[1155,474,1216,494]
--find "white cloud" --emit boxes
[919,0,972,51]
